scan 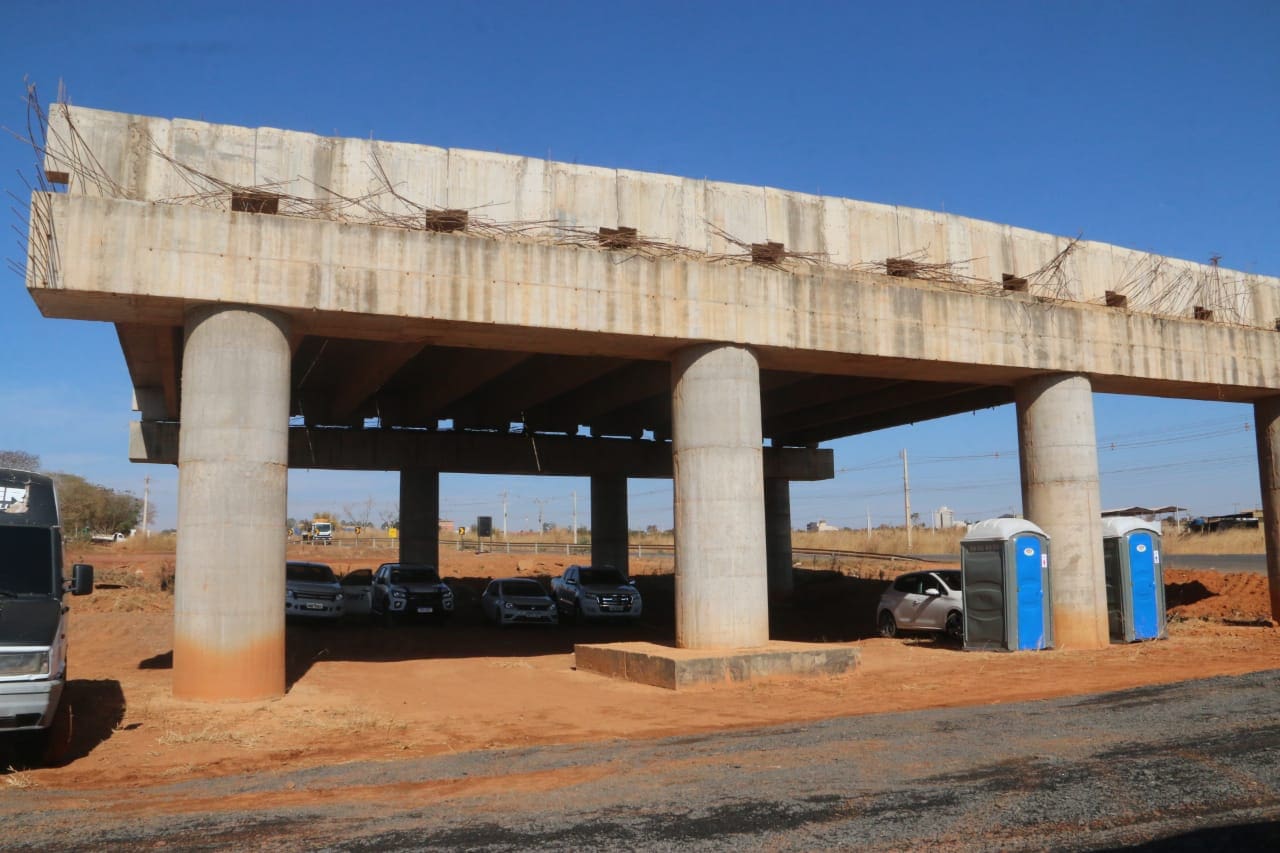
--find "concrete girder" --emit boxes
[326,340,429,423]
[117,323,182,421]
[130,421,836,481]
[778,386,1016,445]
[392,349,532,428]
[761,375,900,419]
[521,361,671,431]
[447,354,628,431]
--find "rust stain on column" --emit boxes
[173,634,285,702]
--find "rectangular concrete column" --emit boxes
[672,344,769,649]
[765,478,794,598]
[590,474,629,578]
[1016,373,1108,649]
[1252,397,1280,620]
[175,305,290,701]
[399,468,440,565]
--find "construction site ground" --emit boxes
[3,545,1277,813]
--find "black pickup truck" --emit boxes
[0,469,93,763]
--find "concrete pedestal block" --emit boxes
[672,344,769,648]
[1253,397,1280,620]
[1016,373,1108,649]
[400,468,440,564]
[591,474,629,577]
[174,305,290,701]
[574,641,860,690]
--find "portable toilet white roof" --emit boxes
[1100,517,1160,538]
[963,518,1048,542]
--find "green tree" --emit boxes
[50,472,144,539]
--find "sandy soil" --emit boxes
[6,545,1277,795]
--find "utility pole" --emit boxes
[501,490,508,539]
[901,449,912,552]
[572,490,578,546]
[142,475,150,539]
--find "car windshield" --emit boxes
[0,526,56,596]
[938,571,962,591]
[580,568,625,585]
[390,567,440,584]
[501,579,546,597]
[287,563,336,583]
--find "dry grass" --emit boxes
[793,527,967,555]
[157,725,261,749]
[3,768,37,788]
[1161,526,1264,555]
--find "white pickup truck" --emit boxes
[550,564,642,623]
[1,469,93,765]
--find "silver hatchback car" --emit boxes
[876,570,963,640]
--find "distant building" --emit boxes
[806,519,838,532]
[932,506,955,529]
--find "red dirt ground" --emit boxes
[10,544,1277,796]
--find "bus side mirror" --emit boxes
[70,563,94,596]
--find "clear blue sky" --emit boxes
[2,1,1277,533]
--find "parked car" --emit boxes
[285,560,344,620]
[480,577,559,627]
[369,562,454,625]
[876,570,963,640]
[339,568,373,617]
[550,564,642,622]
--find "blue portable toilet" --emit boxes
[961,519,1053,651]
[1101,517,1166,642]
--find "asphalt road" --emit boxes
[5,670,1280,851]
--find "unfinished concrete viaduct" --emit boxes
[24,105,1280,701]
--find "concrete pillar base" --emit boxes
[1016,373,1108,649]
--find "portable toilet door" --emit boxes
[1101,517,1165,642]
[962,518,1052,652]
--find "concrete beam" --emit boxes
[117,323,182,420]
[173,305,290,702]
[1016,373,1108,650]
[672,344,769,649]
[129,421,836,481]
[765,479,794,598]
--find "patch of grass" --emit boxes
[157,725,260,748]
[3,768,36,788]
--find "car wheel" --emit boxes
[945,611,964,642]
[878,611,898,638]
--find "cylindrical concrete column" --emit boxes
[765,478,794,598]
[174,305,291,701]
[672,344,769,648]
[399,468,440,565]
[1015,373,1108,649]
[590,474,630,578]
[1253,397,1280,620]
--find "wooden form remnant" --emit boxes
[1105,291,1128,308]
[1193,306,1214,321]
[425,209,469,232]
[885,257,918,277]
[752,241,786,265]
[231,191,280,214]
[44,169,70,185]
[1002,273,1029,292]
[598,226,638,249]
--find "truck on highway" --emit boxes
[0,468,93,765]
[310,517,334,545]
